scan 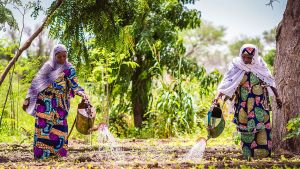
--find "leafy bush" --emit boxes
[147,80,200,137]
[286,114,300,139]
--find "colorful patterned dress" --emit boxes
[233,72,272,159]
[33,67,83,160]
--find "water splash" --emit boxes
[98,124,117,145]
[97,124,123,160]
[182,139,207,162]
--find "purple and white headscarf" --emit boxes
[217,44,275,98]
[25,44,72,116]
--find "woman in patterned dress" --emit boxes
[22,44,88,160]
[214,44,282,159]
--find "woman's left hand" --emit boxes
[276,97,282,109]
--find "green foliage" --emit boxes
[80,43,136,137]
[148,80,200,137]
[82,39,222,138]
[48,0,201,68]
[47,0,202,129]
[286,114,300,140]
[0,0,221,141]
[129,66,222,138]
[263,27,276,44]
[0,1,18,31]
[262,27,276,71]
[0,58,35,144]
[263,49,275,72]
[0,34,49,143]
[28,0,44,19]
[0,38,18,61]
[198,70,222,96]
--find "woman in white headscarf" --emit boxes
[22,44,88,160]
[214,44,282,159]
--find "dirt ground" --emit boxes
[1,139,300,169]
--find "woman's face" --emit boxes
[56,51,67,64]
[242,53,253,64]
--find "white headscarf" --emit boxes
[217,44,275,98]
[25,44,72,116]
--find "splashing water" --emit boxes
[182,139,207,162]
[97,124,123,160]
[98,124,117,145]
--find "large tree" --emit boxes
[273,0,300,154]
[48,0,201,128]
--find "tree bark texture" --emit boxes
[273,0,300,154]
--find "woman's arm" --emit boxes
[270,86,282,109]
[66,67,88,100]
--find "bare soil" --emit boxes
[0,139,300,168]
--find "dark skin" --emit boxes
[214,53,282,109]
[242,53,253,64]
[22,98,30,111]
[56,51,67,65]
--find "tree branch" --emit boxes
[0,0,64,86]
[266,0,280,9]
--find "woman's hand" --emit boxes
[276,97,282,109]
[270,87,282,109]
[213,93,224,105]
[82,93,89,101]
[213,98,219,104]
[78,91,89,101]
[22,98,30,111]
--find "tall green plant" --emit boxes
[150,80,198,137]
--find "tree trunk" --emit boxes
[131,63,151,128]
[273,0,300,154]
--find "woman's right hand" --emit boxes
[78,91,89,101]
[213,93,224,104]
[213,98,219,104]
[22,98,30,111]
[83,93,89,101]
[276,97,282,109]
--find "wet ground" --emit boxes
[1,139,300,168]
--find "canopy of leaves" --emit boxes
[47,0,200,68]
[0,1,18,31]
